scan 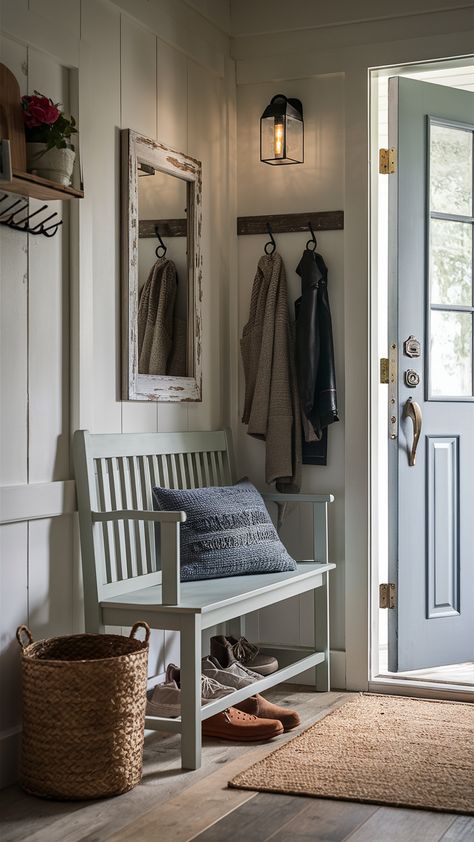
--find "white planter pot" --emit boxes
[26,143,75,186]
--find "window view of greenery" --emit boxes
[429,122,473,397]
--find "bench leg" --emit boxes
[180,613,202,770]
[314,571,330,691]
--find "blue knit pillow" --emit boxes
[152,480,297,581]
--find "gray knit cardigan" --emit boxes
[241,252,301,492]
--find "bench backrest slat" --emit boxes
[73,429,234,624]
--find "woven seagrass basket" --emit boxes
[16,622,150,800]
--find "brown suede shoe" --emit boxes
[202,707,284,741]
[234,694,301,731]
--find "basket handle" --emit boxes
[16,625,34,649]
[129,622,150,644]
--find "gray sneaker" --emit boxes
[146,680,182,718]
[201,656,260,689]
[146,674,234,718]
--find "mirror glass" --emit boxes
[121,130,202,402]
[137,168,189,376]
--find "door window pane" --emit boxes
[430,124,472,216]
[430,219,473,306]
[430,310,472,397]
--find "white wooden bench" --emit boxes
[73,429,335,769]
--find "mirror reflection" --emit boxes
[137,166,189,376]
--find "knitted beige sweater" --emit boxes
[241,253,301,492]
[138,257,186,376]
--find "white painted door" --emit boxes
[388,77,474,672]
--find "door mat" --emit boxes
[229,694,474,815]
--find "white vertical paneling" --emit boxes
[0,38,28,487]
[0,36,29,788]
[27,47,69,483]
[156,39,189,435]
[27,516,74,639]
[0,523,28,787]
[119,15,163,670]
[25,48,75,669]
[187,60,223,433]
[0,228,28,486]
[156,43,191,666]
[29,0,81,36]
[156,39,188,151]
[121,14,159,434]
[80,0,122,434]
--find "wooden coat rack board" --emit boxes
[139,211,344,240]
[237,210,343,236]
[139,218,187,237]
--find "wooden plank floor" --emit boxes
[0,687,471,842]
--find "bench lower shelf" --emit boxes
[145,648,326,732]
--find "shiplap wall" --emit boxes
[0,0,234,786]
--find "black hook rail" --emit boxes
[237,210,343,237]
[0,193,63,237]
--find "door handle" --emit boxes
[403,398,422,466]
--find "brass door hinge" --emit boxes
[380,357,389,384]
[379,583,396,609]
[379,147,397,174]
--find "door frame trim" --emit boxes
[369,678,474,703]
[369,58,474,690]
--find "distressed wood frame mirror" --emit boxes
[121,129,202,401]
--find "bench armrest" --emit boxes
[91,509,186,524]
[262,493,334,504]
[91,509,184,605]
[263,493,333,564]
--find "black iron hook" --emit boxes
[42,219,64,237]
[264,221,276,255]
[0,194,63,238]
[29,211,59,235]
[306,221,317,251]
[154,225,167,259]
[12,203,49,229]
[0,198,25,222]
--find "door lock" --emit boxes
[404,369,420,388]
[404,335,421,358]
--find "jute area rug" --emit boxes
[229,694,474,815]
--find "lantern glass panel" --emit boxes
[261,116,278,161]
[285,115,303,163]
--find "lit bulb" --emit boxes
[274,122,284,156]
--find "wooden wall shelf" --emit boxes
[2,169,84,201]
[139,218,187,238]
[237,210,344,236]
[1,63,83,202]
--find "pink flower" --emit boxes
[22,94,61,128]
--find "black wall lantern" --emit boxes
[260,94,304,165]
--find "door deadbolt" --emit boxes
[404,335,421,358]
[404,369,420,387]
